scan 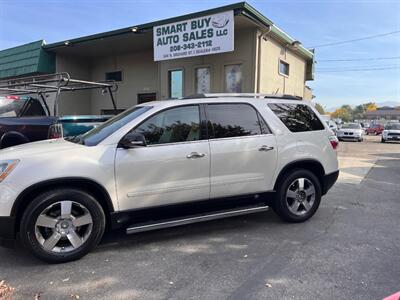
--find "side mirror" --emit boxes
[119,132,147,149]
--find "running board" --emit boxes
[126,204,269,235]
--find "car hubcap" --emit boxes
[34,201,93,253]
[286,178,316,216]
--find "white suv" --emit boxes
[0,95,339,263]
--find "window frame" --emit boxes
[125,104,207,147]
[278,59,290,77]
[205,102,272,141]
[168,68,184,99]
[105,70,123,82]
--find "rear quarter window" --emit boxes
[268,103,325,132]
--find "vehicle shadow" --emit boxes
[98,210,282,251]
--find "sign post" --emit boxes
[154,10,234,61]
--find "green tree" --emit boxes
[331,108,351,122]
[353,104,365,120]
[315,103,325,115]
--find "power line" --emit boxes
[317,66,400,73]
[309,30,400,48]
[317,63,398,70]
[317,56,400,62]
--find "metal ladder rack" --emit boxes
[0,72,118,116]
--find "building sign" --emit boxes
[154,10,234,61]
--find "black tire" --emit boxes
[20,188,105,263]
[381,138,385,143]
[272,169,322,223]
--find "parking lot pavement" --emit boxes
[1,135,399,300]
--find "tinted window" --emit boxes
[22,99,46,116]
[134,105,200,145]
[342,123,361,129]
[105,71,122,82]
[268,103,324,132]
[207,104,269,139]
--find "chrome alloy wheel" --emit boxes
[34,201,93,253]
[285,178,316,216]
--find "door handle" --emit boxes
[259,145,274,152]
[186,152,206,159]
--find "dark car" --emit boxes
[0,72,120,149]
[0,95,112,149]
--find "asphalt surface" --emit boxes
[1,135,399,300]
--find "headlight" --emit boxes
[0,159,19,183]
[383,130,388,136]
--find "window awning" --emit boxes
[0,40,55,79]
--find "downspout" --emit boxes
[256,26,271,93]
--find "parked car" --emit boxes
[336,123,364,142]
[381,123,400,143]
[0,95,339,263]
[325,120,338,135]
[0,95,112,149]
[365,124,384,135]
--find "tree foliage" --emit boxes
[315,103,325,115]
[331,108,351,122]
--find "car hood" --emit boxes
[0,138,83,159]
[385,129,400,134]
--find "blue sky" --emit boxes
[1,0,399,109]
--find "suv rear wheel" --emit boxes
[20,188,105,263]
[273,169,322,223]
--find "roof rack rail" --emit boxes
[183,93,302,100]
[0,72,118,115]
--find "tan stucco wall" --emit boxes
[158,28,257,99]
[55,27,310,115]
[257,33,307,98]
[56,55,91,115]
[89,50,158,113]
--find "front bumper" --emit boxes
[322,170,339,195]
[383,136,400,141]
[0,216,16,247]
[338,135,361,141]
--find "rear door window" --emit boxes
[207,104,270,139]
[268,103,324,132]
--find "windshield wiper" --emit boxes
[65,135,85,145]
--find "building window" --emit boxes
[279,60,290,76]
[105,71,122,82]
[224,64,242,93]
[169,69,183,99]
[137,93,157,104]
[195,67,211,94]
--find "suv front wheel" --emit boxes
[20,188,105,263]
[273,169,322,223]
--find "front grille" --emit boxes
[344,132,354,135]
[388,133,400,136]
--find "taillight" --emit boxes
[329,135,339,150]
[48,124,64,139]
[5,95,20,100]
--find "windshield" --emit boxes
[342,123,361,129]
[385,123,400,130]
[77,106,152,146]
[0,96,28,117]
